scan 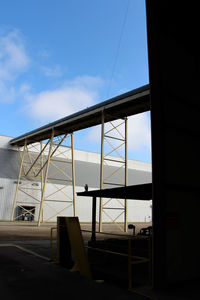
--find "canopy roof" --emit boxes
[77,183,152,200]
[10,84,150,147]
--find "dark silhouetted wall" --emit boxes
[146,0,200,288]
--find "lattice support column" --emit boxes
[38,130,55,226]
[11,140,27,221]
[11,131,76,226]
[99,112,128,232]
[11,140,43,222]
[37,131,76,225]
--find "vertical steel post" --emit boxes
[124,117,128,232]
[91,196,97,243]
[128,238,132,289]
[99,111,105,232]
[11,140,27,221]
[71,133,76,216]
[38,130,54,226]
[40,141,44,223]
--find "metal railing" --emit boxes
[49,226,152,289]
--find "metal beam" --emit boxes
[10,85,150,147]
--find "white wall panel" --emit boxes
[0,135,152,223]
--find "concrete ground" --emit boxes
[0,221,151,260]
[0,221,151,240]
[0,221,199,299]
[0,221,152,300]
[0,245,147,300]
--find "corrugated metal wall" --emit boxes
[0,178,16,220]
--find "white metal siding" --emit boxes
[0,135,152,222]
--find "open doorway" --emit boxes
[16,206,35,221]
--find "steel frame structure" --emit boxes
[99,112,128,232]
[11,130,76,226]
[10,85,150,228]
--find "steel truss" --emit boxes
[99,112,128,232]
[11,130,76,226]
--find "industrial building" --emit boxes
[0,134,152,224]
[1,1,200,296]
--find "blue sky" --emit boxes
[0,0,151,162]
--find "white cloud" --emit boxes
[0,81,16,102]
[0,29,29,102]
[87,112,151,152]
[87,125,101,142]
[0,29,29,80]
[25,76,103,123]
[41,65,63,77]
[65,75,103,90]
[128,112,151,151]
[19,83,31,95]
